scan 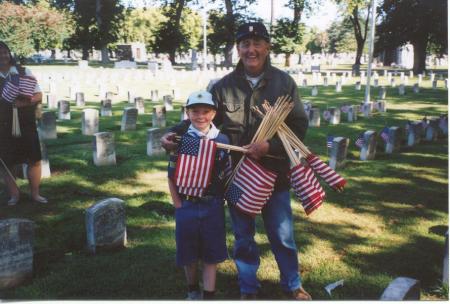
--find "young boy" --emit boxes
[167,90,229,300]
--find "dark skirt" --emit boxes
[0,104,42,166]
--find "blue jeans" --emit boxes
[228,190,301,294]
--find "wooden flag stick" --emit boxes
[0,158,18,188]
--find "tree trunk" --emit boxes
[82,48,89,60]
[101,47,109,64]
[223,0,235,67]
[350,5,370,69]
[285,53,291,67]
[96,0,109,64]
[50,49,56,60]
[66,49,71,58]
[412,39,427,74]
[168,0,185,65]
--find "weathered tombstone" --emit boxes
[93,132,116,166]
[105,91,114,101]
[121,107,138,131]
[85,198,127,254]
[335,81,342,92]
[373,79,379,87]
[379,277,420,300]
[46,94,58,109]
[150,89,159,102]
[418,74,423,85]
[311,86,318,96]
[81,109,99,136]
[409,70,413,78]
[38,111,57,139]
[378,86,386,99]
[302,78,308,87]
[375,100,386,113]
[308,107,320,127]
[134,97,145,114]
[360,130,377,161]
[329,137,349,170]
[0,219,34,289]
[58,100,71,120]
[127,91,135,104]
[147,128,166,156]
[361,102,374,117]
[100,99,112,117]
[163,95,174,111]
[172,88,180,100]
[347,105,357,122]
[432,80,438,90]
[425,118,439,141]
[384,126,401,154]
[390,78,396,87]
[430,73,435,82]
[398,84,405,95]
[355,81,361,91]
[329,107,341,125]
[413,83,420,94]
[406,122,422,146]
[152,106,167,128]
[75,92,85,107]
[180,106,188,121]
[323,76,328,86]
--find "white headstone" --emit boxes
[329,137,349,170]
[385,126,402,154]
[100,99,112,117]
[93,132,116,166]
[81,109,99,136]
[38,112,57,139]
[380,277,420,300]
[329,107,341,125]
[163,95,174,111]
[147,128,166,156]
[121,107,138,131]
[46,94,58,110]
[58,100,71,120]
[152,106,167,128]
[311,86,318,96]
[360,130,377,160]
[75,92,85,107]
[308,108,320,127]
[134,97,145,114]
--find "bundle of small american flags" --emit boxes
[1,75,36,103]
[174,135,217,197]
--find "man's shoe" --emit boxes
[287,287,312,300]
[7,196,19,206]
[32,195,48,204]
[186,290,202,300]
[240,293,257,300]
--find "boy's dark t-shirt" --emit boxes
[168,132,231,197]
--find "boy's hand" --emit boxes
[161,132,178,152]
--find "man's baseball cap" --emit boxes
[236,22,270,44]
[186,90,217,109]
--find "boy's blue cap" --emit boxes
[186,90,217,109]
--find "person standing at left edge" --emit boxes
[0,41,48,205]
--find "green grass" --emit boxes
[0,65,448,300]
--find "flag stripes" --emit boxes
[306,154,346,191]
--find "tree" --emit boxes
[327,18,357,53]
[376,0,447,74]
[333,0,371,73]
[272,18,305,66]
[0,1,73,59]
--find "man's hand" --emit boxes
[13,96,32,108]
[161,132,179,152]
[243,141,270,160]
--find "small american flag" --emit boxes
[174,135,217,197]
[225,157,277,217]
[380,127,389,143]
[306,154,346,191]
[323,110,331,121]
[19,76,37,97]
[1,81,20,102]
[340,105,349,113]
[327,135,334,148]
[289,163,325,215]
[355,133,365,148]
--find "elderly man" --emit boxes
[162,22,310,300]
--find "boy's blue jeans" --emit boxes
[228,190,301,294]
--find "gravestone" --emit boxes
[81,109,99,136]
[379,277,420,300]
[361,102,374,117]
[152,106,167,128]
[93,132,116,166]
[375,100,386,112]
[147,128,166,156]
[302,78,308,87]
[38,111,57,139]
[150,89,159,102]
[329,107,341,125]
[355,81,361,91]
[85,198,127,254]
[390,78,396,87]
[105,91,115,102]
[398,84,405,95]
[385,126,402,154]
[163,95,174,111]
[180,106,188,121]
[121,107,138,131]
[58,100,71,120]
[335,81,342,92]
[418,74,423,85]
[46,94,58,109]
[347,105,357,122]
[323,76,328,86]
[75,92,85,107]
[430,73,435,82]
[378,86,386,99]
[406,122,422,146]
[134,97,145,114]
[360,130,377,161]
[329,137,349,170]
[303,101,312,117]
[308,107,320,127]
[409,70,413,78]
[0,219,34,289]
[127,91,136,104]
[311,86,318,96]
[172,88,180,100]
[100,99,112,117]
[413,83,420,94]
[432,80,438,90]
[373,79,379,87]
[425,118,439,141]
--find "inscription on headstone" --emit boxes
[329,137,349,170]
[93,132,116,166]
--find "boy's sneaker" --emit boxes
[186,290,202,300]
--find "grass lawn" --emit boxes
[0,65,448,300]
